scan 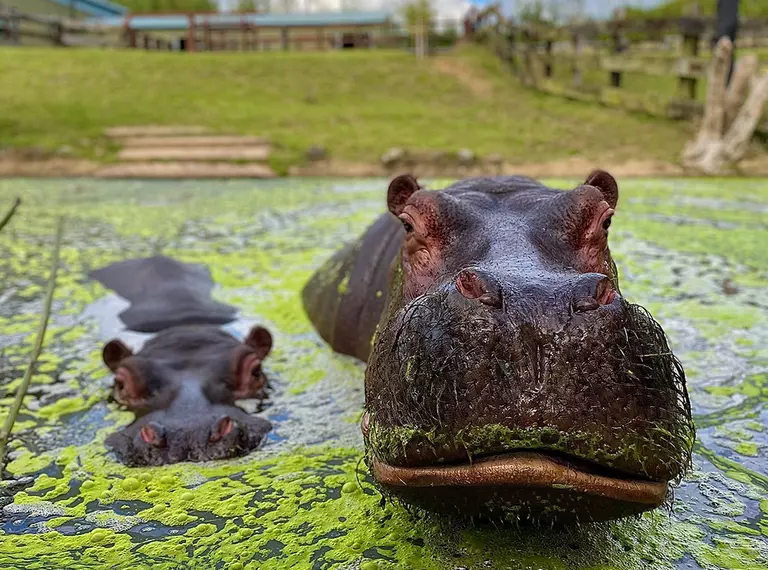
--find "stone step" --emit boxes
[95,162,277,179]
[119,135,269,148]
[105,125,210,138]
[117,146,271,162]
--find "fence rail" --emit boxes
[0,4,459,53]
[0,4,119,48]
[475,14,768,135]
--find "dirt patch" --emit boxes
[504,157,685,178]
[95,161,277,179]
[0,156,98,177]
[117,146,271,161]
[119,136,269,148]
[0,153,756,180]
[737,153,768,176]
[104,125,210,138]
[432,57,494,99]
[289,158,685,179]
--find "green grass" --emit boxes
[628,0,768,18]
[0,45,692,169]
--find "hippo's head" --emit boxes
[101,325,273,466]
[363,172,694,523]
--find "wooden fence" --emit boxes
[0,4,459,53]
[0,4,123,48]
[478,15,768,132]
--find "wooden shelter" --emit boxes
[92,10,394,52]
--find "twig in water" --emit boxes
[0,198,21,233]
[0,217,64,477]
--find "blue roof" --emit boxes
[91,10,391,31]
[49,0,127,18]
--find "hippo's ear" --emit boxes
[387,174,421,216]
[103,339,133,372]
[585,170,618,209]
[245,326,273,360]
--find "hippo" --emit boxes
[302,172,695,524]
[90,257,273,466]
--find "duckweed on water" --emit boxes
[0,178,767,569]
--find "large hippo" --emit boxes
[302,172,695,524]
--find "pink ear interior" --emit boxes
[584,170,619,209]
[139,424,164,447]
[210,417,234,443]
[387,174,421,216]
[112,366,146,408]
[234,353,265,399]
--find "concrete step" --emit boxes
[119,135,269,148]
[105,126,210,138]
[95,162,277,179]
[117,146,271,162]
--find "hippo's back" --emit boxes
[302,212,403,362]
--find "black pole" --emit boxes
[715,0,740,83]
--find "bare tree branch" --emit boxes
[0,198,21,233]
[0,218,64,477]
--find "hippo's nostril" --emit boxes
[456,269,502,308]
[573,297,600,313]
[210,416,235,443]
[594,277,616,306]
[572,274,616,313]
[139,422,165,447]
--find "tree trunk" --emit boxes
[682,37,768,174]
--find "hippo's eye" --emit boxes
[399,217,414,233]
[603,216,612,232]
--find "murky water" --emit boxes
[0,178,766,569]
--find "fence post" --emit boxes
[609,9,628,88]
[678,17,704,102]
[10,7,20,45]
[543,38,553,78]
[50,19,63,46]
[522,27,537,88]
[609,31,623,87]
[571,30,582,88]
[715,0,739,83]
[187,14,196,52]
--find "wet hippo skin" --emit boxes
[90,257,273,466]
[89,255,237,333]
[303,171,695,524]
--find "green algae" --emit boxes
[1,177,767,569]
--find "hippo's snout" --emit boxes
[364,289,693,522]
[107,406,272,467]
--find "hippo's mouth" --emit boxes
[370,451,668,507]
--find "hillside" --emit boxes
[627,0,768,18]
[0,45,692,171]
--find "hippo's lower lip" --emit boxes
[371,451,668,515]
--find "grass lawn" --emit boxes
[0,45,693,170]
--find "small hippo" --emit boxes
[90,257,273,466]
[100,325,273,466]
[303,171,695,524]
